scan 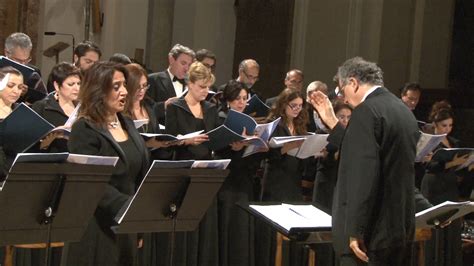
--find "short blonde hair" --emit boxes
[187,61,215,85]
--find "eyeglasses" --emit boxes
[287,103,303,111]
[336,84,346,97]
[138,83,149,91]
[8,55,32,65]
[243,70,259,81]
[203,63,216,71]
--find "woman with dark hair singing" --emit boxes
[63,62,150,266]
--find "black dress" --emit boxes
[62,114,150,266]
[421,136,468,266]
[214,110,264,266]
[31,95,73,153]
[257,122,307,266]
[143,98,220,266]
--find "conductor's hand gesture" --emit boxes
[308,91,339,130]
[349,237,369,263]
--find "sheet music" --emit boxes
[191,159,231,170]
[294,134,329,159]
[249,204,332,232]
[66,154,119,166]
[415,131,446,162]
[242,117,281,157]
[415,200,474,228]
[64,103,81,128]
[133,119,149,129]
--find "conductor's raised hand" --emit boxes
[349,237,369,263]
[309,91,339,130]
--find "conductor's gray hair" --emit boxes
[4,32,32,53]
[168,44,195,60]
[337,57,384,87]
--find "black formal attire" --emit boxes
[328,87,419,265]
[30,95,75,153]
[147,70,185,124]
[312,143,338,213]
[214,111,263,266]
[257,121,307,266]
[421,136,469,266]
[145,97,220,266]
[32,95,69,127]
[62,114,150,266]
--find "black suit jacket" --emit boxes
[328,87,419,254]
[147,70,176,124]
[68,115,150,227]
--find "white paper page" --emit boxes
[296,134,329,159]
[133,119,149,129]
[64,103,81,128]
[415,132,446,162]
[249,205,322,232]
[269,136,307,148]
[67,154,119,166]
[191,159,231,169]
[177,130,204,140]
[282,204,332,227]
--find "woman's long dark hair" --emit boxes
[78,62,128,126]
[268,88,308,135]
[123,63,148,119]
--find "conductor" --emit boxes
[309,57,419,265]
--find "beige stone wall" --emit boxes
[291,0,455,92]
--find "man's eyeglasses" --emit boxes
[203,63,216,71]
[243,70,259,81]
[337,84,346,97]
[287,103,303,111]
[8,55,32,65]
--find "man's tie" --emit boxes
[173,76,185,85]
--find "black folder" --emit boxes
[0,103,54,154]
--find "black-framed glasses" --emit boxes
[337,84,346,97]
[287,103,303,111]
[243,70,259,81]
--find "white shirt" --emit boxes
[167,68,185,97]
[361,85,381,103]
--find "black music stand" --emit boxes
[113,168,229,265]
[43,42,70,64]
[0,162,114,266]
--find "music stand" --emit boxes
[43,42,70,64]
[0,162,114,266]
[113,168,228,266]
